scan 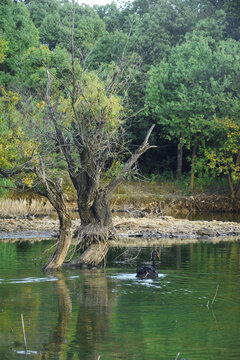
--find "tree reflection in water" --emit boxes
[1,241,240,360]
[71,271,117,359]
[41,270,117,360]
[41,274,72,359]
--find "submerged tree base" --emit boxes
[68,224,117,267]
[73,224,116,243]
[67,242,110,267]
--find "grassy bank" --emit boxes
[0,176,237,219]
[0,198,54,218]
[0,178,187,217]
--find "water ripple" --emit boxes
[0,275,80,284]
[109,273,166,289]
[110,273,166,281]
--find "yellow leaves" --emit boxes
[38,71,124,137]
[105,94,123,128]
[21,173,37,187]
[0,125,33,165]
[0,86,40,191]
[0,88,22,113]
[36,101,45,109]
[24,44,50,62]
[206,117,240,181]
[57,97,72,114]
[0,37,8,64]
[0,88,38,171]
[75,71,123,130]
[53,97,73,128]
[206,151,217,169]
[23,139,38,159]
[106,160,122,179]
[232,167,240,182]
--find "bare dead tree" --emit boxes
[45,67,156,266]
[40,0,156,267]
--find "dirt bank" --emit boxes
[7,182,240,216]
[112,194,240,217]
[1,213,240,242]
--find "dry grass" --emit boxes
[0,198,54,217]
[112,180,185,202]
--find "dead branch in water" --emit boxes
[212,284,219,306]
[21,314,27,353]
[113,248,142,263]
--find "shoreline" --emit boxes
[1,214,240,243]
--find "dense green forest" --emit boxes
[1,0,240,197]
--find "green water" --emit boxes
[0,240,240,360]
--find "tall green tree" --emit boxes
[26,0,105,54]
[0,37,7,64]
[26,0,60,28]
[206,118,240,198]
[195,0,240,40]
[94,2,127,33]
[0,0,38,84]
[129,0,198,66]
[146,25,240,184]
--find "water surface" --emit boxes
[0,240,240,359]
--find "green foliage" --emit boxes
[87,31,128,69]
[206,118,240,179]
[130,0,198,66]
[0,37,8,64]
[0,87,38,186]
[39,12,63,50]
[75,71,124,129]
[27,0,60,28]
[0,178,13,197]
[150,170,175,184]
[194,10,226,41]
[0,0,38,79]
[146,27,240,179]
[12,44,72,96]
[16,45,51,92]
[105,160,123,180]
[28,0,105,53]
[197,0,240,40]
[94,2,126,32]
[1,0,240,190]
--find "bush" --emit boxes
[0,178,13,197]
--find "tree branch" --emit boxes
[107,18,135,93]
[106,124,156,193]
[46,69,78,184]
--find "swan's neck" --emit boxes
[152,254,156,268]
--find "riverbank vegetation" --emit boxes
[1,0,240,268]
[1,0,240,191]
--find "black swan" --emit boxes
[136,250,160,279]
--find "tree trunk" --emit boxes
[36,163,72,271]
[77,176,112,228]
[190,142,198,191]
[41,210,72,271]
[227,172,235,199]
[70,185,114,267]
[69,125,156,267]
[227,172,240,199]
[177,141,183,180]
[73,172,114,238]
[234,149,240,198]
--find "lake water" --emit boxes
[0,239,240,360]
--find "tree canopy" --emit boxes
[1,0,240,198]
